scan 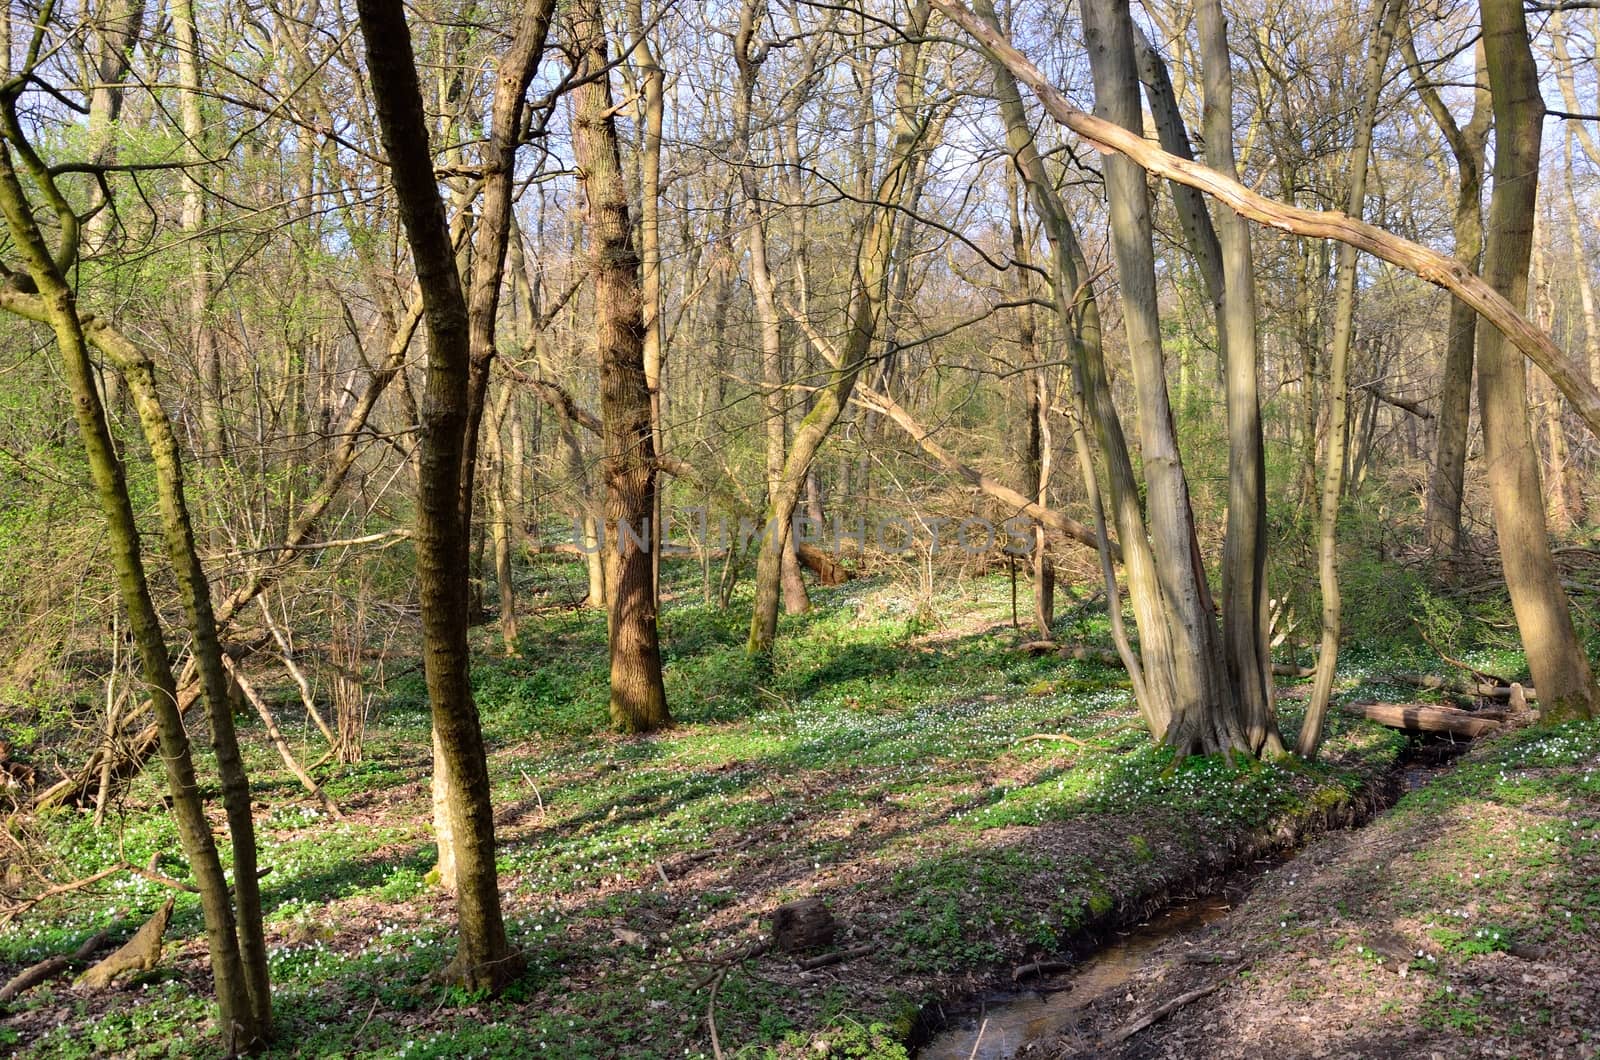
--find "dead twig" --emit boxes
[1105,972,1236,1045]
[797,942,875,971]
[706,965,729,1059]
[0,864,126,929]
[967,1017,989,1060]
[1412,621,1511,687]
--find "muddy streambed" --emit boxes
[916,736,1469,1059]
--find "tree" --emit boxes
[1409,26,1492,565]
[1473,0,1596,722]
[1081,0,1251,757]
[1301,0,1403,759]
[354,0,557,989]
[569,0,672,733]
[0,36,271,1051]
[746,0,936,656]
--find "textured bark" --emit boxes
[570,0,670,732]
[105,324,272,1033]
[356,0,527,989]
[1082,0,1244,757]
[1301,0,1401,759]
[1476,0,1596,722]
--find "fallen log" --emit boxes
[1339,702,1502,738]
[795,543,852,586]
[1386,672,1533,702]
[0,929,109,1003]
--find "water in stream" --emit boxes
[916,882,1247,1059]
[918,737,1467,1059]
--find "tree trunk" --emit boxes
[1007,172,1054,638]
[1193,0,1283,755]
[171,0,222,463]
[487,384,519,655]
[569,0,671,732]
[356,0,537,989]
[1300,0,1401,759]
[747,1,933,656]
[627,0,667,604]
[1081,0,1244,757]
[0,136,268,1051]
[1475,0,1596,722]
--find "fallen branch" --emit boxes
[795,543,852,586]
[797,942,876,971]
[77,897,173,988]
[853,386,1114,559]
[1385,672,1532,702]
[1179,950,1242,964]
[1106,975,1234,1045]
[1030,641,1316,681]
[1412,624,1511,687]
[0,864,126,929]
[0,929,109,1003]
[1018,733,1090,746]
[222,657,344,819]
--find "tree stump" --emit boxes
[77,897,173,988]
[771,898,836,953]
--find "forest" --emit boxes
[0,0,1597,1055]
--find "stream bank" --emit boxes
[914,733,1471,1059]
[920,720,1600,1059]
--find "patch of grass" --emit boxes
[1,570,1420,1059]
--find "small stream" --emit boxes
[916,736,1468,1059]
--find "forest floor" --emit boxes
[1018,718,1600,1060]
[0,566,1568,1059]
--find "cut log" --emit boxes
[795,543,852,586]
[771,898,836,954]
[1339,702,1502,738]
[1386,672,1533,702]
[77,897,173,988]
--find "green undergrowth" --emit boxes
[2,569,1419,1058]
